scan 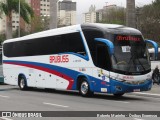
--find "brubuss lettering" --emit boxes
[50,55,69,63]
[116,35,141,41]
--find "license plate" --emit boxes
[101,88,107,92]
[134,89,140,92]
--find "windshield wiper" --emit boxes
[125,53,135,74]
[126,47,146,74]
[136,57,146,71]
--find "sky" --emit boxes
[74,0,154,23]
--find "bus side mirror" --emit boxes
[95,38,114,55]
[145,40,158,60]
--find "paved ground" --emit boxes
[129,84,160,98]
[0,84,160,120]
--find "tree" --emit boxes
[100,7,126,25]
[0,34,6,44]
[31,15,44,33]
[12,28,29,38]
[0,0,34,39]
[31,15,50,33]
[137,0,160,45]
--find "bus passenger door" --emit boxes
[96,44,111,71]
[94,44,111,85]
[27,69,36,87]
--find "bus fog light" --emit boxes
[115,86,122,91]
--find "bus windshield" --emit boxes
[110,35,150,75]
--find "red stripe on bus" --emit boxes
[4,62,74,90]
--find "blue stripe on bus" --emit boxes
[3,60,81,90]
[3,60,152,94]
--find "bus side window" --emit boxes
[64,32,86,56]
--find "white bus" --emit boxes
[149,48,160,70]
[2,23,158,97]
[149,48,160,84]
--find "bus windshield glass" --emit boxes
[111,34,150,75]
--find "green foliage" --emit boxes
[31,16,43,33]
[0,34,6,43]
[31,15,50,33]
[137,0,160,45]
[12,28,29,38]
[99,7,126,25]
[20,0,34,24]
[0,0,34,39]
[0,0,34,23]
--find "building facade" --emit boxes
[40,0,50,16]
[83,4,124,24]
[0,0,77,35]
[83,5,96,23]
[58,0,76,26]
[96,9,103,23]
[0,0,6,33]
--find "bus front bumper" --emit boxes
[110,79,152,94]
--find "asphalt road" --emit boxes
[0,85,160,120]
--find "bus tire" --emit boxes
[18,76,27,90]
[113,93,124,97]
[79,79,93,97]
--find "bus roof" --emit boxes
[3,23,142,44]
[81,23,142,35]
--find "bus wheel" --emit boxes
[79,79,93,97]
[19,76,27,90]
[113,93,124,97]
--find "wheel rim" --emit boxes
[20,78,25,89]
[81,81,88,95]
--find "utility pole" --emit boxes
[18,0,20,37]
[50,0,58,29]
[126,0,136,28]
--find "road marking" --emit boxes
[43,102,69,108]
[114,101,130,104]
[134,118,144,120]
[0,117,13,120]
[0,95,10,98]
[133,92,160,97]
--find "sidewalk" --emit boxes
[148,84,160,94]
